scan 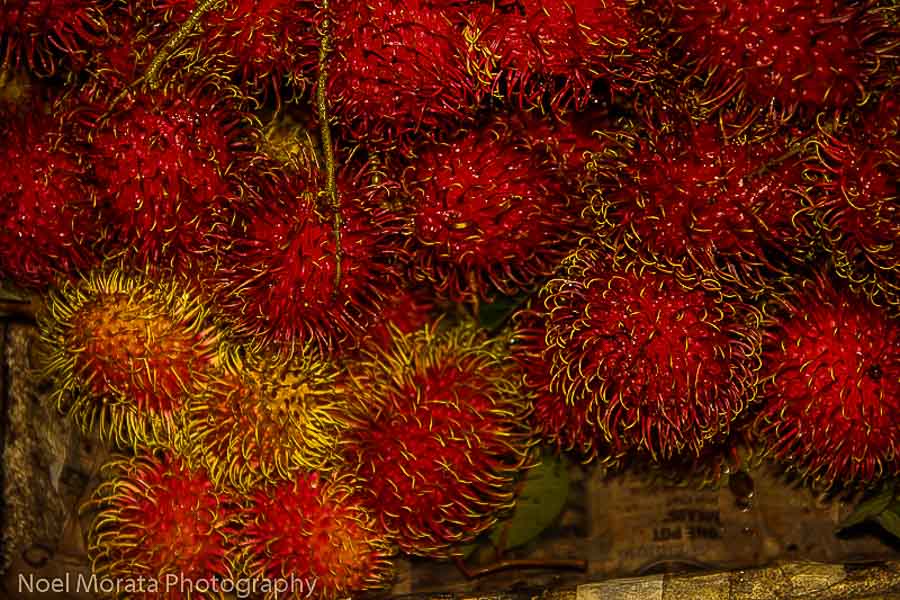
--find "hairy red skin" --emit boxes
[757,276,900,486]
[344,323,534,557]
[88,452,239,600]
[72,79,258,274]
[511,308,605,462]
[543,248,762,460]
[591,117,811,293]
[240,473,394,600]
[142,0,317,98]
[0,105,100,289]
[651,0,897,112]
[0,0,106,75]
[213,169,404,353]
[510,109,611,185]
[404,122,585,301]
[810,97,899,308]
[327,0,481,147]
[465,0,650,111]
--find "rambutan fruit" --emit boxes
[809,98,899,309]
[757,275,900,487]
[239,472,394,600]
[0,0,107,75]
[343,321,534,557]
[212,166,404,353]
[0,98,101,289]
[86,450,239,598]
[39,267,220,446]
[647,0,898,113]
[511,307,604,462]
[403,120,585,301]
[542,246,763,461]
[183,345,351,491]
[589,115,812,295]
[464,0,650,112]
[71,76,260,274]
[141,0,318,99]
[327,0,482,147]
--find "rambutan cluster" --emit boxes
[645,0,898,113]
[6,0,900,586]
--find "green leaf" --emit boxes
[489,451,570,552]
[874,504,900,540]
[478,294,528,332]
[838,482,896,530]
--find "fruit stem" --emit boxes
[145,0,223,89]
[316,0,343,295]
[453,556,588,579]
[103,0,222,115]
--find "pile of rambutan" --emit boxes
[1,0,897,593]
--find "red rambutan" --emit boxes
[239,472,394,600]
[0,0,106,75]
[542,246,763,461]
[327,0,482,147]
[757,275,900,487]
[343,322,534,557]
[39,267,221,446]
[809,97,899,308]
[213,166,404,353]
[0,99,101,289]
[86,450,239,599]
[70,76,259,274]
[404,120,585,301]
[590,115,812,294]
[648,0,898,112]
[183,345,351,491]
[464,0,650,111]
[141,0,318,98]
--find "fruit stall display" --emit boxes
[0,0,898,598]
